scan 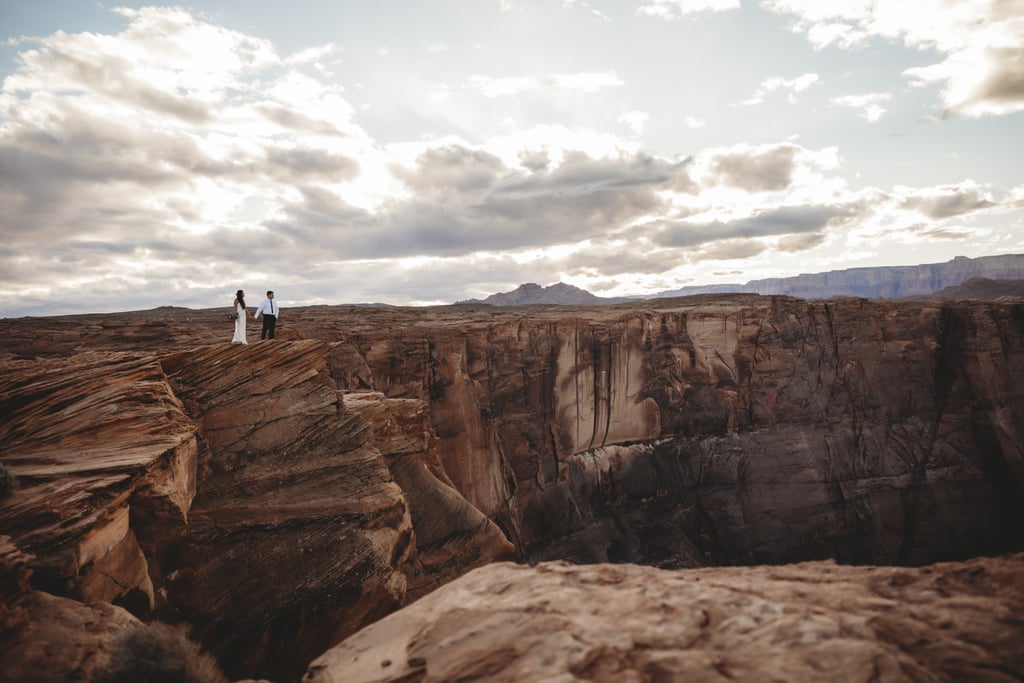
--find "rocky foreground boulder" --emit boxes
[305,555,1024,683]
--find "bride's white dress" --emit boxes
[231,302,247,344]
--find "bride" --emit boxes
[231,289,252,344]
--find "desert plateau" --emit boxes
[2,291,1023,682]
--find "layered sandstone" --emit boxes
[2,294,1023,681]
[154,341,415,681]
[1,588,141,683]
[0,352,198,611]
[0,337,511,682]
[3,296,1023,570]
[342,391,513,599]
[332,297,1024,567]
[305,554,1024,683]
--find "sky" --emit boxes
[1,1,1023,317]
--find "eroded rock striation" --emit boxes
[2,293,1023,681]
[342,391,513,599]
[0,351,198,611]
[304,554,1024,683]
[154,341,414,681]
[0,339,509,682]
[335,297,1024,567]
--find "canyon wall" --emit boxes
[2,294,1023,680]
[0,339,510,682]
[338,296,1024,567]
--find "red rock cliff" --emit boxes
[0,338,510,682]
[327,297,1024,566]
[1,294,1022,681]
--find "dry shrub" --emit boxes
[91,622,229,683]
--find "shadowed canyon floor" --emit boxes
[2,294,1023,681]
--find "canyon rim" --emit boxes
[2,292,1023,682]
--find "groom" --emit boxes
[254,290,280,340]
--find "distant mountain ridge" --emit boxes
[925,277,1024,301]
[655,253,1024,300]
[459,282,631,306]
[467,254,1024,306]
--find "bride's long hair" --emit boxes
[235,289,246,309]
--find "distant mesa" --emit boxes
[651,253,1024,301]
[467,253,1024,305]
[458,282,632,306]
[925,277,1024,301]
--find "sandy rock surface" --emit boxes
[306,554,1024,683]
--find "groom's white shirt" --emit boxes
[254,298,280,318]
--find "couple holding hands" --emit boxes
[231,289,280,345]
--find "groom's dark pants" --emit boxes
[261,315,277,340]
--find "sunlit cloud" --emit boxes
[742,73,820,106]
[639,0,741,20]
[468,71,625,97]
[285,43,338,65]
[0,3,1020,317]
[763,0,1024,117]
[618,110,650,135]
[831,92,892,122]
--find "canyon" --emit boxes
[1,293,1023,681]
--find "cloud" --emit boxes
[762,0,1024,117]
[285,43,339,65]
[563,0,612,21]
[904,45,1024,117]
[897,182,997,219]
[703,143,800,192]
[468,72,625,97]
[831,92,892,122]
[684,116,708,129]
[649,202,865,247]
[393,145,507,198]
[639,0,741,20]
[0,7,375,303]
[0,5,1019,317]
[267,145,676,260]
[562,242,687,276]
[915,225,975,240]
[518,149,552,173]
[742,73,820,106]
[695,239,772,261]
[264,147,361,181]
[777,232,827,252]
[255,103,350,137]
[618,111,650,134]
